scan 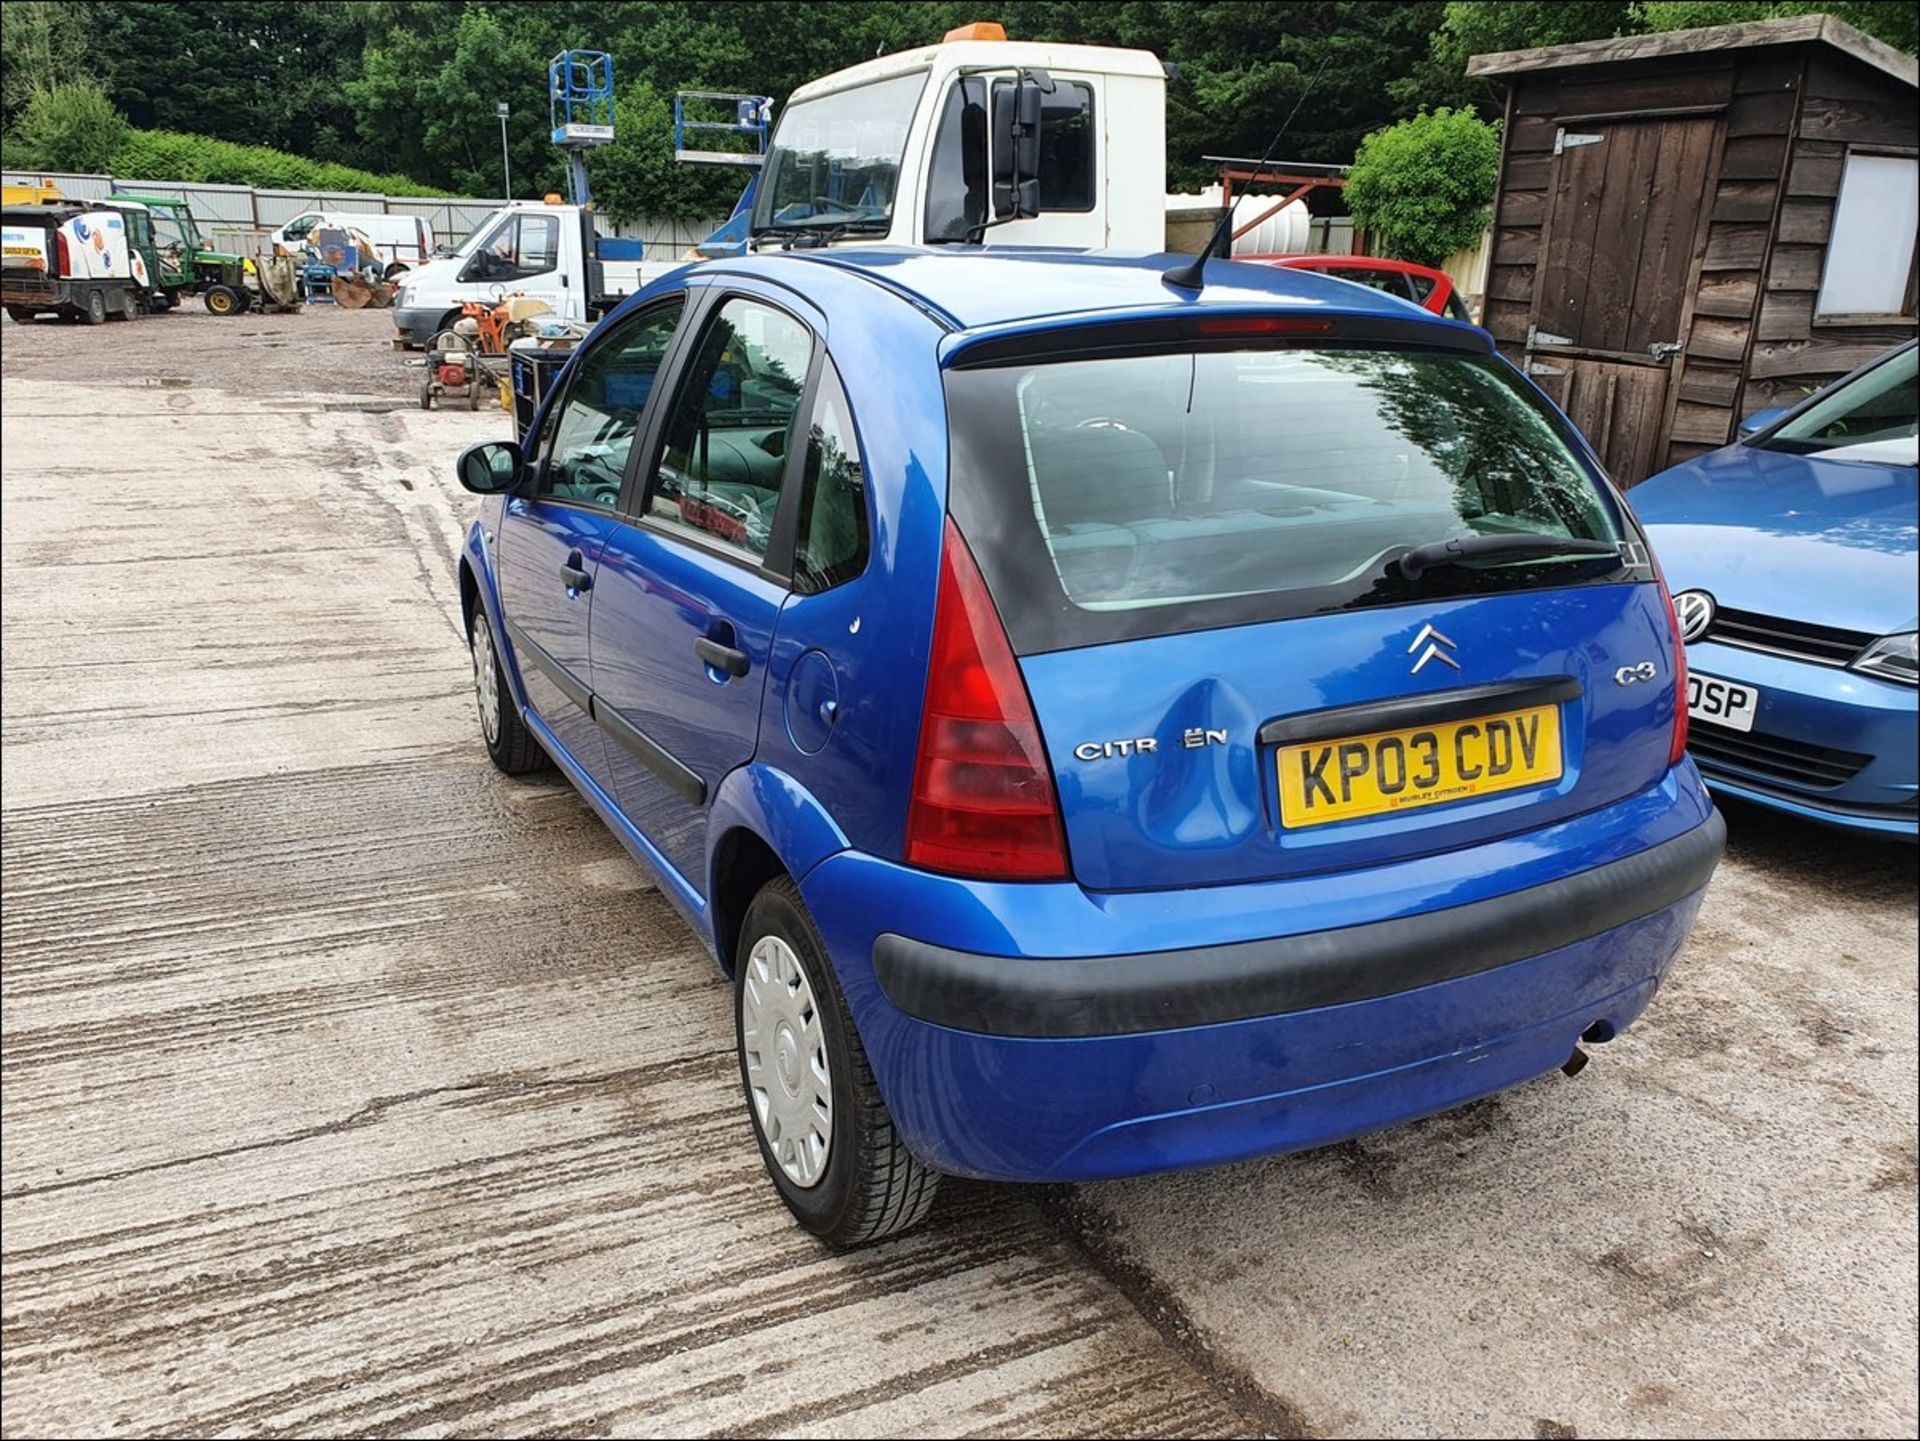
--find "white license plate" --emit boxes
[1688,672,1758,733]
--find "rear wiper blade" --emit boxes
[1395,534,1620,581]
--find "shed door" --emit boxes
[1526,115,1722,482]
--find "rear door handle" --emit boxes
[694,637,750,678]
[560,558,592,593]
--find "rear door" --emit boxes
[943,336,1679,891]
[1525,116,1721,482]
[589,289,816,890]
[496,294,690,790]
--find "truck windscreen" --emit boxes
[753,71,928,235]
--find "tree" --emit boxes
[0,2,95,126]
[1638,2,1918,54]
[1343,107,1500,266]
[7,81,129,173]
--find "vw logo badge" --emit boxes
[1672,590,1715,644]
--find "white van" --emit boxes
[271,211,435,276]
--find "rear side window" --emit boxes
[794,360,870,591]
[946,346,1627,654]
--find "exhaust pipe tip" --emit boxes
[1582,1019,1618,1044]
[1561,1046,1590,1078]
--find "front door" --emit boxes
[1526,115,1721,482]
[461,210,568,319]
[590,291,817,891]
[496,294,689,791]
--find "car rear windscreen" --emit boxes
[945,345,1633,654]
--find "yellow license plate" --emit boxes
[1277,704,1563,828]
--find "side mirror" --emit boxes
[1737,405,1788,440]
[991,68,1053,220]
[457,439,523,494]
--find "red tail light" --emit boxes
[905,518,1070,881]
[1660,576,1689,767]
[54,229,70,276]
[416,217,427,256]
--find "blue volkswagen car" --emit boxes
[1632,342,1918,839]
[453,251,1724,1247]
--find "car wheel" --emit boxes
[113,290,139,321]
[83,289,108,325]
[735,878,940,1249]
[6,306,36,323]
[470,602,547,774]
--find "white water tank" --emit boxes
[1164,184,1312,256]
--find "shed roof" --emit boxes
[1467,13,1917,90]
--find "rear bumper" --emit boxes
[1683,639,1917,838]
[802,774,1723,1181]
[875,813,1723,1038]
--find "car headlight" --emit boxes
[1852,631,1918,686]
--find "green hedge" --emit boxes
[108,128,451,197]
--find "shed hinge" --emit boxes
[1525,361,1567,377]
[1554,129,1604,156]
[1527,325,1573,348]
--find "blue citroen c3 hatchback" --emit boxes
[454,250,1725,1247]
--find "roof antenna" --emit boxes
[1164,54,1333,292]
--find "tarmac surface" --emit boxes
[2,310,1915,1438]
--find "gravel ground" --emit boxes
[1,312,1914,1438]
[1,301,417,399]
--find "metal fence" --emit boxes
[3,170,721,259]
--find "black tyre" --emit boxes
[83,289,107,325]
[112,290,139,321]
[6,306,36,323]
[234,286,253,313]
[469,602,547,774]
[204,284,240,316]
[466,376,487,411]
[419,376,434,411]
[735,878,940,1249]
[164,291,182,310]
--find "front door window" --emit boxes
[539,299,686,510]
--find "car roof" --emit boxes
[702,247,1460,336]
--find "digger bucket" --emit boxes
[255,253,303,312]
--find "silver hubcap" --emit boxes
[741,935,832,1188]
[472,615,501,745]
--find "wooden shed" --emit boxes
[1468,15,1918,483]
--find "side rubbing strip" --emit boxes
[595,700,706,806]
[503,618,706,807]
[505,619,593,714]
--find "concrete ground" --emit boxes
[2,312,1915,1438]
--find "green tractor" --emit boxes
[107,192,251,315]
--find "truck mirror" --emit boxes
[991,69,1053,220]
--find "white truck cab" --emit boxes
[751,28,1167,251]
[392,198,681,346]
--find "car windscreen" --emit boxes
[1760,345,1918,456]
[753,72,927,236]
[945,344,1634,655]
